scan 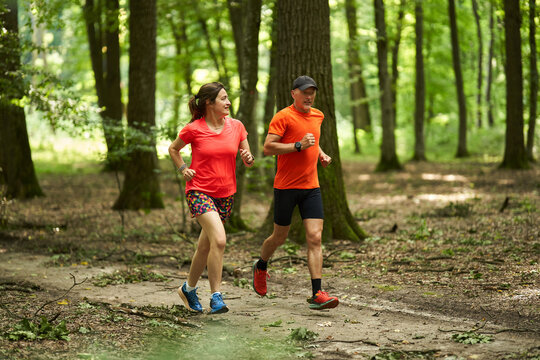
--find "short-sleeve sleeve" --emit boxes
[178,123,194,144]
[237,120,248,141]
[268,112,287,137]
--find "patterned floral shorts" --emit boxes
[186,191,234,223]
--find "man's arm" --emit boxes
[263,133,316,156]
[318,146,332,168]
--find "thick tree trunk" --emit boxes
[472,0,483,128]
[0,0,43,199]
[527,0,538,162]
[448,0,469,158]
[228,0,262,231]
[269,0,367,243]
[113,0,164,209]
[486,2,495,127]
[374,0,401,172]
[345,0,372,153]
[412,0,426,162]
[500,0,528,169]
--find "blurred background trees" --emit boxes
[0,0,538,238]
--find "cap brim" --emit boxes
[297,84,318,90]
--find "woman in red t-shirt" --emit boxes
[168,82,254,314]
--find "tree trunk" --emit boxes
[500,0,528,169]
[113,0,164,209]
[472,0,483,128]
[262,1,277,140]
[83,0,124,171]
[227,0,262,231]
[0,0,43,199]
[374,0,402,172]
[486,2,495,127]
[390,0,405,128]
[412,0,426,162]
[272,0,367,243]
[448,0,469,157]
[527,0,538,162]
[345,0,372,153]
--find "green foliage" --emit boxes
[233,277,249,288]
[260,320,282,328]
[452,331,493,344]
[432,202,473,218]
[414,220,432,240]
[280,240,301,256]
[287,327,318,342]
[5,317,70,341]
[340,251,356,260]
[92,267,169,287]
[372,350,439,360]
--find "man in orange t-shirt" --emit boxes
[252,75,339,310]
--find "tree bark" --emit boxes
[83,0,124,171]
[527,0,538,162]
[345,0,372,154]
[271,0,367,243]
[228,0,262,231]
[390,0,405,128]
[374,0,402,171]
[113,0,164,209]
[486,2,495,127]
[262,1,277,140]
[472,0,483,128]
[500,0,528,169]
[448,0,469,157]
[412,0,426,162]
[0,0,43,199]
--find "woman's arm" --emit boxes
[239,139,255,167]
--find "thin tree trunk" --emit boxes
[262,1,277,141]
[472,0,483,128]
[486,2,495,127]
[500,0,528,169]
[527,0,538,162]
[113,0,164,209]
[271,0,367,243]
[390,0,405,128]
[448,0,469,157]
[412,0,426,162]
[0,0,43,199]
[228,0,262,231]
[345,0,372,153]
[374,0,402,172]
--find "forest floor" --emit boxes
[0,159,539,360]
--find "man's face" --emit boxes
[291,87,317,113]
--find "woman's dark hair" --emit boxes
[188,82,226,122]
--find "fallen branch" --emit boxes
[313,338,379,347]
[33,273,87,318]
[389,267,454,273]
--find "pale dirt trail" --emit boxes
[1,252,538,359]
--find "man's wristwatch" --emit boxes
[294,142,302,152]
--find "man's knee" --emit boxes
[305,230,322,247]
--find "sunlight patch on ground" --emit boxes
[421,173,469,182]
[414,193,477,202]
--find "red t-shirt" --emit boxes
[179,117,248,198]
[268,105,324,189]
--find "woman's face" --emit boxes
[207,88,231,118]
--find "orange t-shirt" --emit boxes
[179,117,248,198]
[268,105,324,189]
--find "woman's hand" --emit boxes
[240,148,254,167]
[182,168,196,181]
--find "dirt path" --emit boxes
[1,252,538,359]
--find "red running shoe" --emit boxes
[252,260,269,296]
[308,290,339,310]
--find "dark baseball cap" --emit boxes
[292,75,318,90]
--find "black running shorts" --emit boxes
[273,188,324,226]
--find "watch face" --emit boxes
[295,142,301,151]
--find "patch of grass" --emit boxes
[288,327,318,342]
[5,317,70,341]
[372,349,439,360]
[92,267,169,287]
[431,202,473,218]
[451,331,493,344]
[233,277,249,289]
[374,284,400,292]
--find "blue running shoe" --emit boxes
[178,282,203,313]
[210,292,229,314]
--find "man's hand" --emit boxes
[319,153,332,168]
[300,133,316,150]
